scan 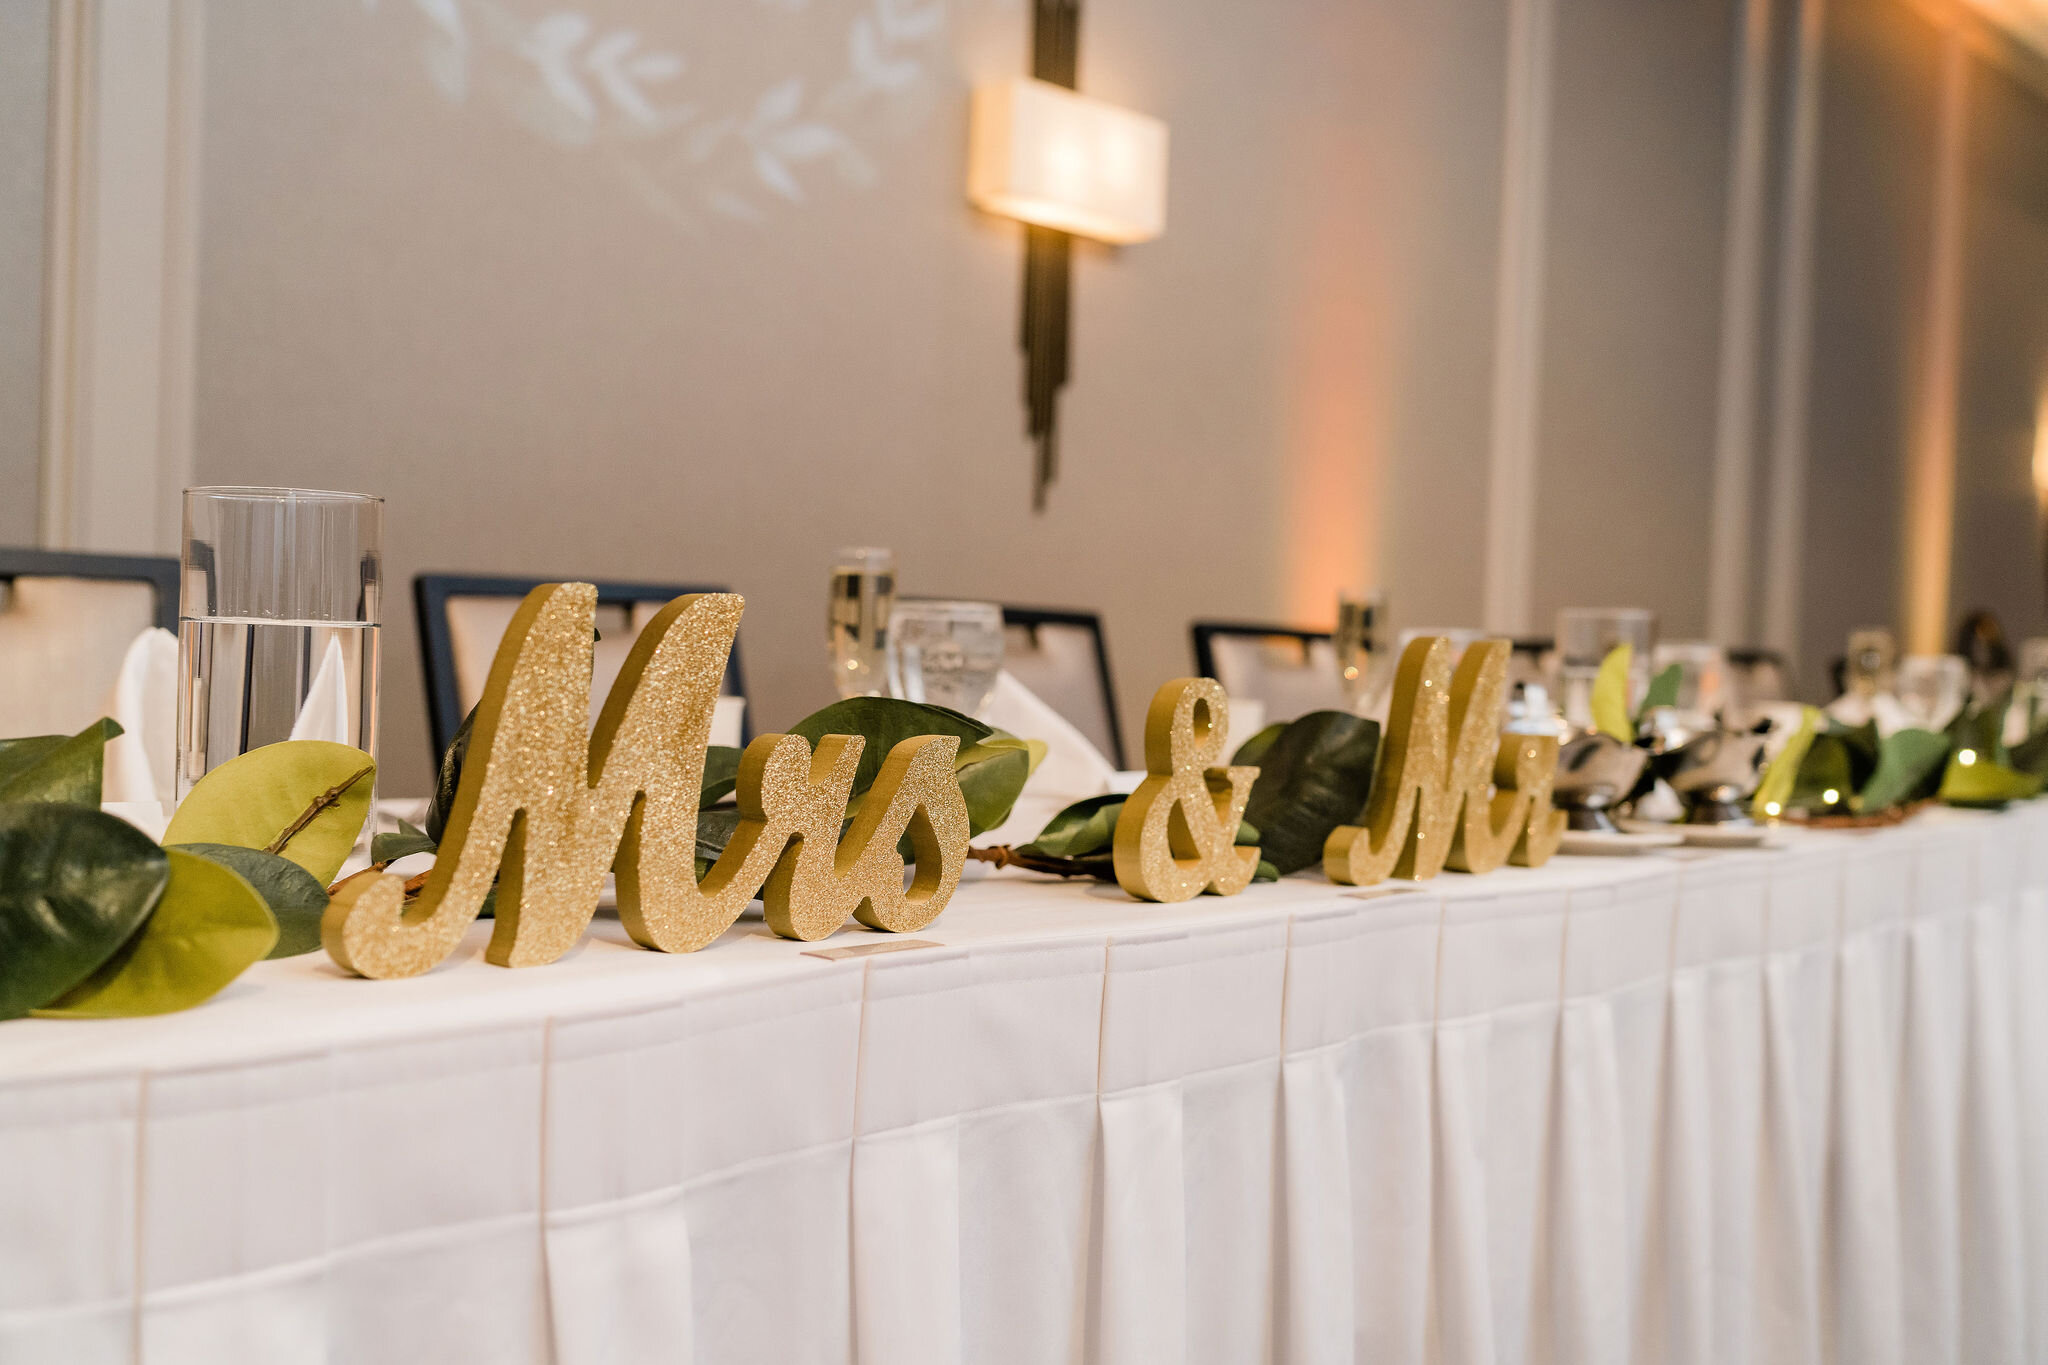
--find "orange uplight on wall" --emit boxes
[969,78,1169,245]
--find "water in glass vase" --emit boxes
[177,617,380,796]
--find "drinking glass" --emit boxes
[177,487,382,797]
[2019,637,2048,730]
[1556,607,1656,731]
[1650,641,1729,722]
[887,599,1005,715]
[1896,654,1970,730]
[1845,627,1896,698]
[1333,590,1381,704]
[827,547,896,699]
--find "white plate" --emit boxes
[1558,828,1686,857]
[1619,820,1778,850]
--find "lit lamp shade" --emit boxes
[968,78,1168,245]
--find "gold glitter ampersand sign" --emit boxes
[1112,678,1260,902]
[1324,635,1565,886]
[324,583,972,980]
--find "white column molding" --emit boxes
[38,0,202,556]
[1901,17,1970,656]
[1481,0,1558,636]
[1706,0,1776,646]
[1760,0,1827,665]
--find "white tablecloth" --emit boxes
[4,803,2048,1365]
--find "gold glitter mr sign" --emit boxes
[324,584,970,980]
[1323,636,1563,887]
[1113,678,1261,902]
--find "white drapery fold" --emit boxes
[4,811,2048,1363]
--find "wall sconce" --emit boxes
[969,79,1169,246]
[969,12,1170,511]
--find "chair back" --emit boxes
[0,549,180,738]
[1191,620,1347,723]
[415,573,749,763]
[1000,606,1124,768]
[1726,647,1790,708]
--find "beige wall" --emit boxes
[137,0,2048,791]
[0,0,49,542]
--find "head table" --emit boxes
[3,802,2046,1365]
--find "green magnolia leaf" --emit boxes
[1753,706,1818,818]
[1636,664,1683,722]
[1022,794,1126,858]
[169,842,330,959]
[790,697,992,800]
[1789,733,1854,810]
[162,740,376,884]
[1591,644,1635,744]
[1946,686,2013,766]
[702,746,743,805]
[38,848,277,1017]
[952,736,1034,836]
[371,820,436,865]
[1238,711,1381,875]
[0,804,169,1019]
[1231,723,1289,770]
[2012,723,2048,780]
[695,806,742,875]
[1938,753,2044,809]
[1856,727,1949,811]
[1254,860,1281,883]
[1830,720,1883,794]
[0,719,123,806]
[427,705,476,844]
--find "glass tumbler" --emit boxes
[1556,607,1656,731]
[177,487,382,797]
[828,547,896,699]
[887,599,1006,716]
[1333,590,1381,704]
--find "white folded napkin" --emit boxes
[100,627,179,808]
[979,669,1117,803]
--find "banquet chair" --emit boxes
[1190,620,1348,723]
[414,572,750,763]
[0,548,180,738]
[1000,605,1125,767]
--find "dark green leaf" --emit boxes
[1829,719,1883,795]
[371,819,437,865]
[1022,794,1126,858]
[701,746,743,805]
[0,804,168,1019]
[2012,723,2048,780]
[1789,733,1855,810]
[1946,686,2012,766]
[1636,664,1683,721]
[0,719,122,806]
[695,806,742,868]
[789,697,993,801]
[1856,727,1949,811]
[952,738,1032,836]
[1254,860,1280,883]
[1238,711,1381,874]
[1230,723,1288,770]
[427,705,476,844]
[37,848,276,1017]
[169,842,330,959]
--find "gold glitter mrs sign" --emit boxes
[1113,678,1261,902]
[1323,636,1565,886]
[323,584,971,980]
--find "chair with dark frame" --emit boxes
[413,573,750,767]
[999,605,1126,769]
[1190,620,1348,723]
[0,548,183,737]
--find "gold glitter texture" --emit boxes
[1324,636,1455,885]
[1113,678,1260,902]
[1324,636,1566,885]
[757,732,969,940]
[328,583,974,979]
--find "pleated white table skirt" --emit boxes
[5,802,2048,1365]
